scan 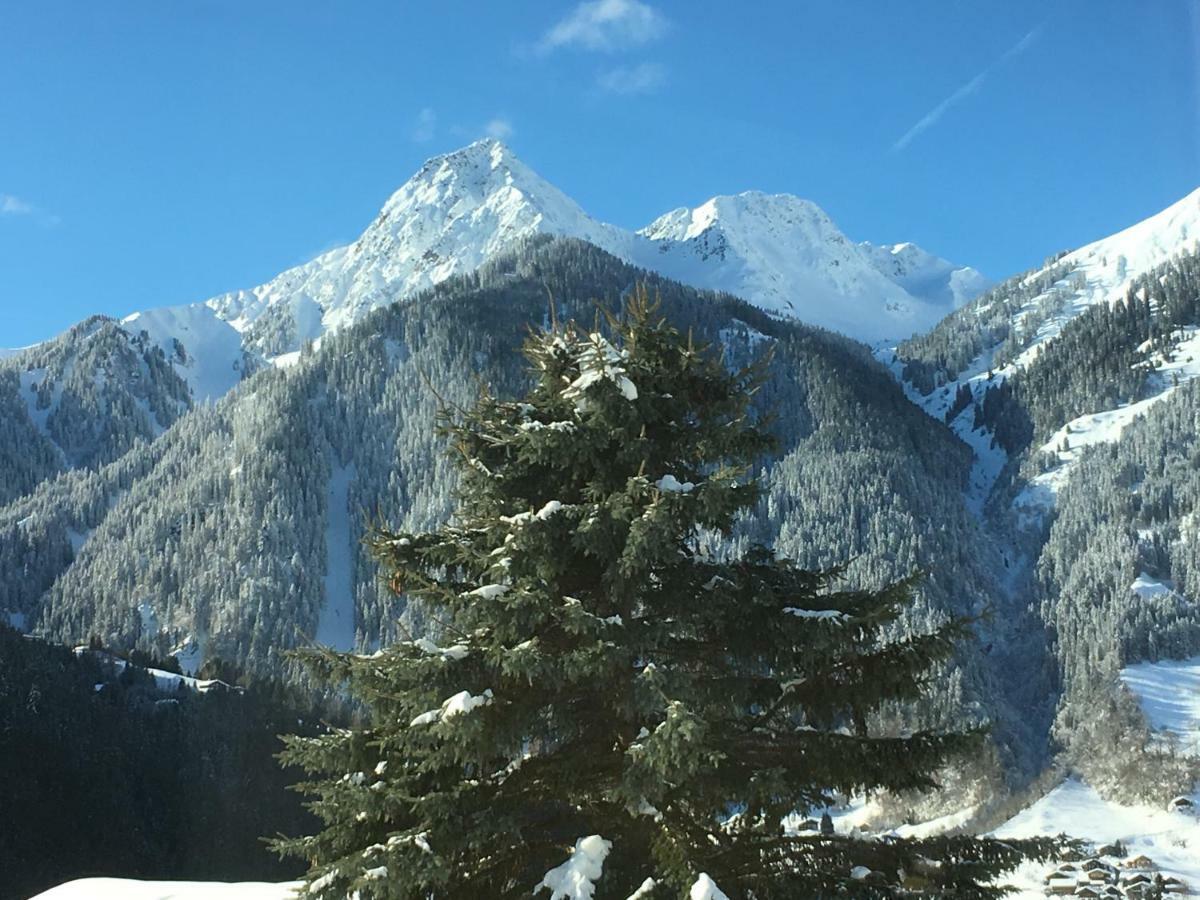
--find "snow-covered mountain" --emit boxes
[859,239,991,309]
[199,140,629,362]
[121,303,246,403]
[123,139,983,397]
[636,192,988,340]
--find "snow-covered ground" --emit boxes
[30,879,300,900]
[1120,656,1200,756]
[316,462,358,651]
[1012,325,1200,518]
[1130,573,1177,602]
[999,188,1200,379]
[170,633,207,676]
[65,525,91,555]
[1012,392,1180,517]
[30,778,1200,900]
[637,191,975,342]
[994,778,1200,897]
[18,364,66,462]
[884,205,1200,522]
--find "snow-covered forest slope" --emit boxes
[886,187,1200,793]
[2,241,1021,766]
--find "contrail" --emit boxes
[892,24,1043,152]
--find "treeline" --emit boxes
[0,624,327,900]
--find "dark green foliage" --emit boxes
[1037,378,1200,684]
[973,379,1032,455]
[0,624,321,900]
[275,293,1056,898]
[0,368,62,506]
[945,383,973,424]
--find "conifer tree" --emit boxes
[275,288,1057,898]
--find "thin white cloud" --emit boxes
[1,194,35,216]
[412,107,437,143]
[540,0,668,53]
[484,118,515,140]
[1,193,58,226]
[892,24,1043,152]
[597,62,666,94]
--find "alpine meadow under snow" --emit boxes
[4,134,1200,897]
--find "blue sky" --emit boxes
[2,0,1198,346]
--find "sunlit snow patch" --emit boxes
[122,304,245,403]
[1120,656,1200,756]
[409,688,494,727]
[29,879,300,900]
[688,873,731,900]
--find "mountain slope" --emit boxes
[887,188,1200,513]
[199,140,630,359]
[880,188,1200,795]
[3,238,1039,770]
[0,316,192,495]
[121,303,248,403]
[859,239,991,309]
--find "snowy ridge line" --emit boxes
[92,137,984,400]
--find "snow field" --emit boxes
[1120,655,1200,756]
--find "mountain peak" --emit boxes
[858,240,991,309]
[380,138,553,219]
[406,138,519,186]
[639,191,832,243]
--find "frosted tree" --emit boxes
[265,290,1058,895]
